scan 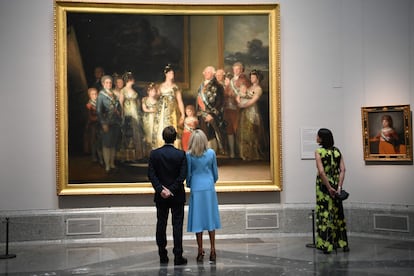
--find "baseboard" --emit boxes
[1,203,413,244]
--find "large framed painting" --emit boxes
[55,1,281,195]
[361,105,412,162]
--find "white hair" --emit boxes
[203,66,216,74]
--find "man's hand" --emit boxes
[161,186,174,199]
[205,114,213,123]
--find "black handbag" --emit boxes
[337,189,349,201]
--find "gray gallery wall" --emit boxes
[0,0,413,211]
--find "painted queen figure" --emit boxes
[152,64,185,149]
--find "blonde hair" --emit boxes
[188,129,208,156]
[87,87,98,96]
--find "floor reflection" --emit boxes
[1,236,414,275]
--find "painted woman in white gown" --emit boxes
[152,64,185,149]
[119,72,144,160]
[141,82,158,157]
[236,69,268,161]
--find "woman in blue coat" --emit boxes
[186,129,221,263]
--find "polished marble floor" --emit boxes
[1,235,414,275]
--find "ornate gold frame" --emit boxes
[361,105,412,162]
[55,1,281,195]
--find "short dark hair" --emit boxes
[318,128,334,149]
[162,126,177,144]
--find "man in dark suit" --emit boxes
[148,126,188,266]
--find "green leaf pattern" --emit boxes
[315,147,348,253]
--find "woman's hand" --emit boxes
[328,187,337,198]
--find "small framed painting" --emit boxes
[361,105,412,162]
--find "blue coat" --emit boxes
[186,148,218,191]
[186,148,221,232]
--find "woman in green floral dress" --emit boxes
[315,128,349,254]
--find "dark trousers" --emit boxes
[156,201,184,257]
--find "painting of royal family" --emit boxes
[55,2,281,193]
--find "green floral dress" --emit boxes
[315,147,348,253]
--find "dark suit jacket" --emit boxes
[196,77,225,140]
[148,144,187,204]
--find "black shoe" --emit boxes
[160,256,169,264]
[174,256,188,266]
[343,246,350,252]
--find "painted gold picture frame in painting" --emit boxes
[361,105,412,162]
[55,1,281,195]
